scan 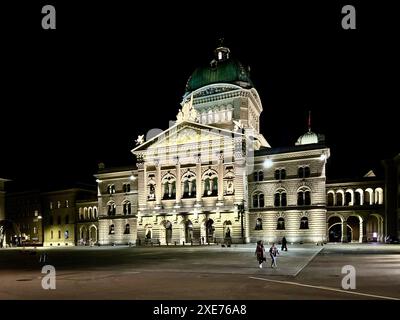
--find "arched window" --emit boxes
[259,194,265,207]
[255,218,263,230]
[345,191,352,206]
[182,170,196,198]
[274,190,287,207]
[327,192,334,206]
[57,201,61,209]
[58,230,61,239]
[64,230,69,239]
[109,224,115,234]
[253,171,258,182]
[203,169,218,197]
[297,188,311,206]
[162,172,176,199]
[298,166,310,178]
[212,177,218,195]
[65,215,69,225]
[49,216,54,225]
[107,185,116,194]
[300,217,309,229]
[336,191,344,206]
[252,193,264,208]
[108,202,116,216]
[365,188,373,205]
[253,194,258,208]
[88,207,93,219]
[57,216,61,225]
[93,207,98,218]
[123,202,131,215]
[277,217,285,230]
[354,191,361,206]
[124,224,130,234]
[50,230,54,239]
[274,169,286,180]
[123,183,131,193]
[374,188,383,205]
[258,170,264,181]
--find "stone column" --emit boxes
[359,217,364,243]
[143,164,147,205]
[217,153,224,205]
[195,156,202,206]
[175,159,181,207]
[137,161,146,211]
[155,162,162,208]
[341,218,348,243]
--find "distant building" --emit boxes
[95,167,137,245]
[6,190,43,245]
[41,188,96,247]
[76,199,99,245]
[326,174,385,243]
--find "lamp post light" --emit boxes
[237,202,245,244]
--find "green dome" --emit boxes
[185,57,253,93]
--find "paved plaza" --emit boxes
[0,243,399,299]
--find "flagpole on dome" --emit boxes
[308,110,312,133]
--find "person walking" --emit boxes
[269,243,279,268]
[255,240,266,268]
[281,236,288,251]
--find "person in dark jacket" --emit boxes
[255,240,266,268]
[281,236,288,251]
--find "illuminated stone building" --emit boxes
[96,45,339,245]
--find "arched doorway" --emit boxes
[223,220,232,244]
[205,218,214,243]
[164,220,172,244]
[89,225,97,243]
[80,226,88,245]
[328,216,344,242]
[346,216,360,242]
[185,220,193,243]
[366,214,383,242]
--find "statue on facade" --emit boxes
[233,120,243,132]
[176,94,198,123]
[135,134,145,145]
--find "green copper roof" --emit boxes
[185,58,253,93]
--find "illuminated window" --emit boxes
[277,218,285,230]
[274,190,287,207]
[255,218,263,230]
[109,224,115,235]
[300,217,309,229]
[298,166,310,178]
[297,188,311,206]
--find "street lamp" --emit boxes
[237,201,245,244]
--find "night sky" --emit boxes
[2,1,399,191]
